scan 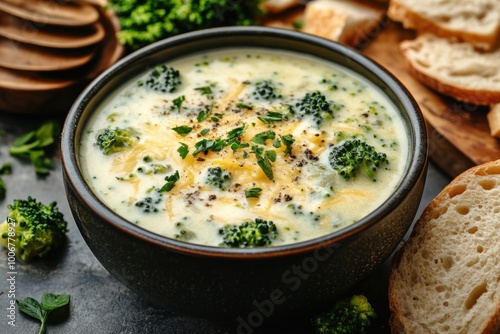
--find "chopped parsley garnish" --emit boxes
[236,102,253,109]
[177,143,189,159]
[258,111,284,124]
[171,95,185,112]
[197,105,212,122]
[160,170,180,192]
[195,86,213,95]
[172,125,192,136]
[280,134,295,155]
[245,187,262,198]
[252,130,276,144]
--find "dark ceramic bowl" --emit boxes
[61,27,428,322]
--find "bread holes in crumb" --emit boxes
[447,184,467,198]
[467,225,479,234]
[455,205,470,215]
[440,256,454,270]
[465,282,488,310]
[478,179,497,190]
[479,165,500,175]
[477,245,485,253]
[431,205,448,219]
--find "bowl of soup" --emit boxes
[61,26,427,321]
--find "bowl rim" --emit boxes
[61,26,428,259]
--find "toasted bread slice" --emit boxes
[487,104,500,138]
[388,0,500,51]
[400,34,500,105]
[302,0,385,47]
[389,159,500,334]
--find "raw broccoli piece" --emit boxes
[294,91,333,126]
[0,197,68,262]
[96,128,139,155]
[219,218,277,247]
[142,65,182,93]
[252,80,282,100]
[205,167,231,190]
[313,295,376,334]
[109,0,263,51]
[329,139,388,181]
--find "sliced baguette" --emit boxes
[388,0,500,50]
[389,159,500,334]
[302,0,385,47]
[400,34,500,105]
[487,104,500,138]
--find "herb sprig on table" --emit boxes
[17,293,70,334]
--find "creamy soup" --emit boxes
[79,48,409,247]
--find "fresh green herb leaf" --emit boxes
[197,105,212,122]
[258,111,284,124]
[9,121,59,175]
[252,130,276,144]
[265,150,277,162]
[245,187,262,198]
[236,102,253,109]
[0,162,11,175]
[226,124,247,141]
[0,177,6,198]
[172,125,192,137]
[280,134,295,155]
[177,143,189,159]
[192,138,226,156]
[257,155,274,181]
[17,293,70,334]
[200,128,210,135]
[273,139,281,148]
[172,95,186,112]
[231,142,250,150]
[160,171,180,192]
[195,86,213,95]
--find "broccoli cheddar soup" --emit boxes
[79,48,409,247]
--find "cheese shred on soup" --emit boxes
[79,48,409,247]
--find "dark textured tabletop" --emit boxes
[0,112,451,334]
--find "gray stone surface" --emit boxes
[0,113,451,334]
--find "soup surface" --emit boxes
[79,48,409,247]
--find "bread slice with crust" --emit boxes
[389,159,500,334]
[302,0,385,47]
[399,34,500,105]
[388,0,500,50]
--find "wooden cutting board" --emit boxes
[360,21,500,177]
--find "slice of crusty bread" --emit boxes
[388,0,500,50]
[302,0,385,47]
[389,159,500,334]
[487,104,500,138]
[400,34,500,105]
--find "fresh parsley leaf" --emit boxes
[252,130,276,144]
[17,293,70,334]
[172,95,185,112]
[0,162,11,175]
[257,155,274,181]
[177,143,189,159]
[258,111,284,124]
[200,128,210,135]
[236,102,253,109]
[197,105,212,122]
[280,134,295,155]
[195,86,213,95]
[231,142,249,150]
[265,150,277,162]
[226,124,247,141]
[192,138,226,156]
[172,125,192,136]
[245,187,262,198]
[160,171,180,192]
[9,120,59,175]
[273,139,281,148]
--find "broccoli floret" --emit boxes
[96,128,139,155]
[109,0,262,51]
[294,91,333,126]
[313,295,376,334]
[252,80,282,100]
[0,197,68,262]
[143,65,182,93]
[205,167,231,190]
[219,218,278,247]
[328,139,388,181]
